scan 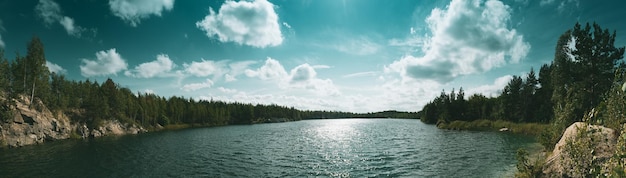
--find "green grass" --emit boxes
[438,119,549,135]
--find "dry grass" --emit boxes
[438,119,549,135]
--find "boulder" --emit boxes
[543,122,617,177]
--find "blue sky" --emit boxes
[0,0,625,112]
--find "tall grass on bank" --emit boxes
[437,119,549,135]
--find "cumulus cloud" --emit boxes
[246,58,340,96]
[46,61,66,74]
[196,0,283,48]
[181,79,214,92]
[225,60,257,82]
[290,64,316,82]
[386,0,530,83]
[183,59,227,78]
[181,59,256,82]
[80,49,128,77]
[125,54,175,78]
[35,0,89,37]
[244,58,288,80]
[109,0,174,27]
[218,87,238,94]
[467,75,513,97]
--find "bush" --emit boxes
[515,148,543,178]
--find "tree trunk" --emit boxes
[30,77,35,106]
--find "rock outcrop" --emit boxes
[542,122,618,177]
[0,97,73,147]
[0,96,146,147]
[89,120,146,137]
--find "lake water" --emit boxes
[0,119,537,177]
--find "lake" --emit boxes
[0,119,537,177]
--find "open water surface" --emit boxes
[0,119,536,177]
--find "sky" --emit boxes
[0,0,625,113]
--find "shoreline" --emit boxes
[436,119,549,136]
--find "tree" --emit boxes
[25,37,51,105]
[535,64,554,123]
[0,49,10,94]
[571,23,625,111]
[501,75,523,121]
[552,23,625,129]
[521,68,538,122]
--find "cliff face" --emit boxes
[0,97,146,148]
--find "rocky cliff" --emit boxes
[0,96,146,148]
[542,122,618,177]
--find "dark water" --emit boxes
[0,119,536,177]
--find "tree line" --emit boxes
[420,22,626,149]
[0,37,418,129]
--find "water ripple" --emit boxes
[0,119,536,177]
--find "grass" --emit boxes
[438,119,549,135]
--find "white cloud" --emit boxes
[333,37,381,56]
[224,74,237,82]
[467,75,512,97]
[282,22,291,29]
[290,63,316,82]
[143,89,155,94]
[80,48,128,77]
[108,0,175,27]
[386,0,530,83]
[342,71,378,78]
[539,0,578,13]
[181,79,214,92]
[246,58,339,96]
[180,59,256,82]
[226,60,257,82]
[0,19,4,48]
[35,0,88,37]
[183,59,227,78]
[218,87,238,94]
[46,61,66,74]
[244,58,288,80]
[125,54,175,78]
[196,0,283,48]
[539,0,555,6]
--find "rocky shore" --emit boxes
[0,97,146,148]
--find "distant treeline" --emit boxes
[420,22,626,149]
[0,37,417,129]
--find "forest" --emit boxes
[420,22,626,150]
[0,37,417,130]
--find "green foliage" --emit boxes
[598,72,626,132]
[539,126,559,150]
[606,124,626,177]
[552,22,625,134]
[560,123,603,177]
[515,148,544,178]
[420,66,552,125]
